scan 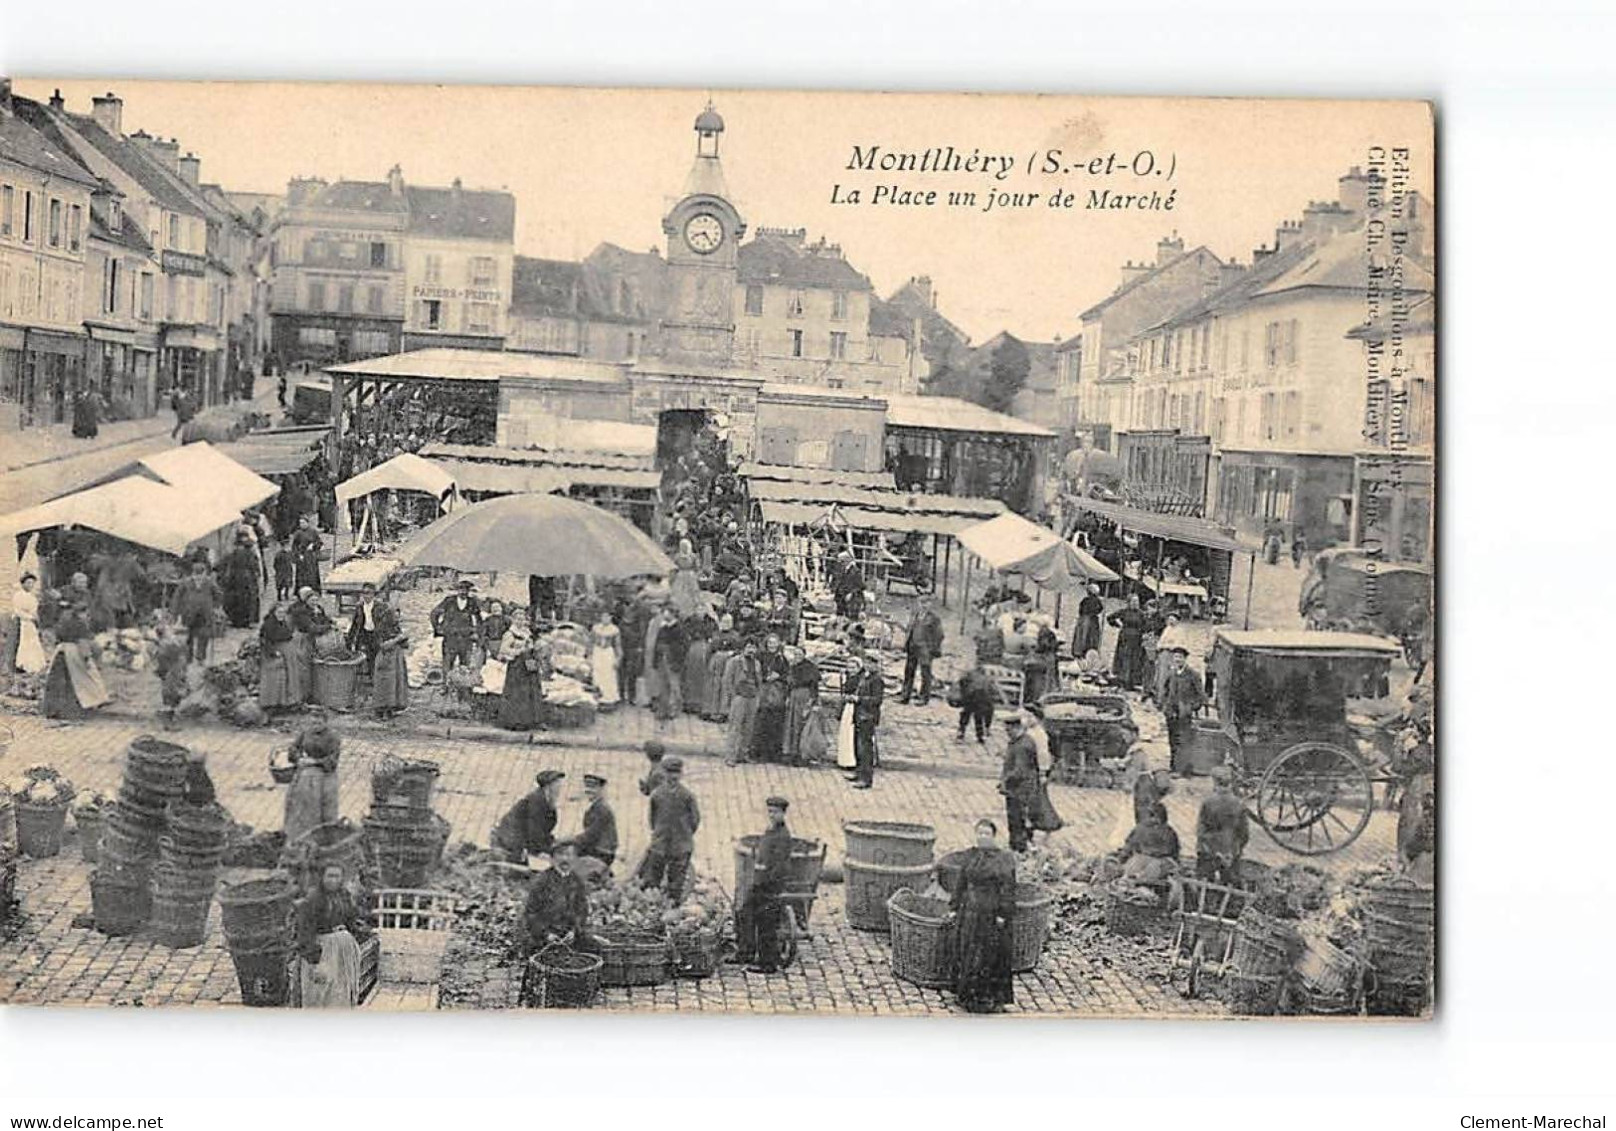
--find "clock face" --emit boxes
[684,213,725,255]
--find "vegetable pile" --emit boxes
[18,766,75,807]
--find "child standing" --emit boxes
[273,543,295,602]
[153,615,189,729]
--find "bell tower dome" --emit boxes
[658,102,746,365]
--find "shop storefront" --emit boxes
[0,327,87,429]
[159,324,223,408]
[1353,451,1433,565]
[1214,448,1355,549]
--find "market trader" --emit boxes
[492,769,565,863]
[843,652,886,790]
[560,773,619,870]
[733,796,794,973]
[523,843,592,953]
[1159,646,1208,774]
[1195,766,1250,885]
[430,578,483,673]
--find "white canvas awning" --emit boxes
[137,442,280,514]
[335,453,460,537]
[1,477,243,558]
[957,512,1120,587]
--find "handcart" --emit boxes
[1170,876,1254,999]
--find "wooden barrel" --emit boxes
[844,858,934,932]
[843,821,936,868]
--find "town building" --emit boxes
[506,243,665,361]
[269,170,408,368]
[400,176,516,352]
[0,84,99,431]
[1349,291,1434,563]
[80,177,160,416]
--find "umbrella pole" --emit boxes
[960,553,971,635]
[941,537,951,607]
[1244,550,1256,630]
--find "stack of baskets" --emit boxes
[219,874,298,1007]
[363,758,448,888]
[1225,907,1301,1016]
[523,943,603,1008]
[843,821,936,932]
[150,803,230,948]
[1362,879,1434,1017]
[91,737,190,936]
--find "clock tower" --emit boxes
[658,103,746,364]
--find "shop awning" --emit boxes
[1214,629,1402,657]
[335,453,458,510]
[738,463,898,491]
[957,512,1120,586]
[214,430,327,477]
[747,478,1005,518]
[137,442,279,513]
[756,499,987,537]
[431,458,659,496]
[1,476,243,558]
[419,441,653,472]
[1065,495,1247,553]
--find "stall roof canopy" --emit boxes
[738,463,897,491]
[420,440,654,470]
[430,459,660,496]
[957,513,1120,585]
[1066,495,1247,553]
[327,348,628,385]
[756,499,997,537]
[136,443,279,513]
[2,476,243,557]
[884,394,1057,439]
[335,453,458,509]
[747,478,1003,517]
[214,430,327,477]
[1214,629,1402,656]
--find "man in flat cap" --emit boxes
[638,757,700,901]
[430,577,483,675]
[999,713,1040,854]
[1159,645,1207,775]
[560,773,618,870]
[491,769,565,863]
[522,843,592,953]
[734,796,793,973]
[1195,765,1249,886]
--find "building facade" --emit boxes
[400,178,516,352]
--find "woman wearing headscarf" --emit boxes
[287,587,332,705]
[703,613,738,721]
[41,602,110,719]
[1072,583,1105,659]
[750,632,791,763]
[257,601,303,712]
[292,861,372,1008]
[284,724,341,845]
[948,819,1018,1014]
[367,591,409,718]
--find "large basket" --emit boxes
[844,858,935,932]
[75,808,104,864]
[1104,887,1169,938]
[1284,979,1361,1017]
[1232,909,1300,978]
[1225,971,1285,1015]
[887,888,956,988]
[229,938,293,1007]
[15,800,70,858]
[370,760,441,810]
[312,655,365,709]
[595,929,670,987]
[524,944,603,1008]
[90,871,152,936]
[1365,971,1430,1017]
[219,875,296,944]
[1294,930,1361,998]
[668,923,727,980]
[843,821,936,868]
[1011,883,1056,973]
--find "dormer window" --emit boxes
[788,291,805,318]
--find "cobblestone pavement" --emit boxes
[0,691,1399,1015]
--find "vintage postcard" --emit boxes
[0,82,1434,1018]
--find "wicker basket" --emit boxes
[887,888,956,988]
[1224,971,1284,1016]
[1010,883,1056,973]
[595,929,670,987]
[1232,909,1300,977]
[16,800,70,858]
[1284,979,1361,1017]
[1293,931,1361,998]
[524,944,603,1008]
[1104,887,1168,938]
[668,923,728,979]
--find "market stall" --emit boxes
[334,453,460,551]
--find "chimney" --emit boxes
[1273,220,1302,252]
[49,88,64,111]
[1301,200,1353,243]
[1252,242,1274,263]
[1219,261,1247,287]
[151,137,180,171]
[1118,259,1151,288]
[451,176,464,204]
[387,164,404,196]
[1338,165,1373,215]
[91,91,123,135]
[286,176,327,207]
[178,152,201,187]
[1156,230,1184,266]
[908,275,934,309]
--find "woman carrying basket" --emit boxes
[292,861,372,1008]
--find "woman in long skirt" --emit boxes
[703,616,737,721]
[41,604,110,719]
[681,611,713,715]
[1072,584,1104,660]
[782,647,820,765]
[11,573,47,675]
[499,637,549,731]
[949,819,1018,1013]
[287,588,329,705]
[750,633,791,763]
[1107,594,1148,690]
[257,603,302,711]
[293,862,371,1008]
[284,725,341,846]
[221,535,262,629]
[668,539,704,620]
[589,613,621,706]
[370,633,410,717]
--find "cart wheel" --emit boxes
[1186,938,1206,999]
[1255,741,1374,855]
[780,904,801,969]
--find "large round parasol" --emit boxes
[394,493,673,579]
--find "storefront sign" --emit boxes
[411,285,502,302]
[161,249,207,277]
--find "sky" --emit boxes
[16,80,1433,343]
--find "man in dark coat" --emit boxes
[638,757,699,900]
[843,652,885,790]
[561,773,618,868]
[830,551,865,620]
[1195,766,1250,885]
[999,713,1041,853]
[430,578,483,673]
[734,796,793,973]
[899,598,945,705]
[1159,646,1208,774]
[170,557,222,663]
[290,515,323,594]
[523,843,590,952]
[492,770,565,863]
[220,532,262,629]
[345,583,398,675]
